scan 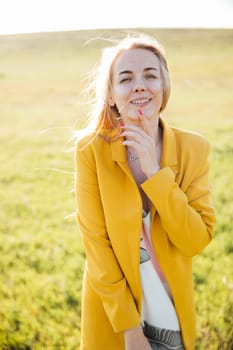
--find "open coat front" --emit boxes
[75,117,216,350]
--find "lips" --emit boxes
[130,98,151,105]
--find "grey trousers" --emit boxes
[142,321,184,350]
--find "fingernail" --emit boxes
[119,122,125,127]
[138,109,143,116]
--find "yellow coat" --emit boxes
[75,117,216,350]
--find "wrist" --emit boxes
[124,325,143,340]
[146,166,160,178]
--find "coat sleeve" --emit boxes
[141,140,216,257]
[75,140,141,333]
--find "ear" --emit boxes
[108,95,115,107]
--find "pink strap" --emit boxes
[142,220,167,283]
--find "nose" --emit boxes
[132,78,146,92]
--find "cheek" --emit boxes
[151,79,163,92]
[112,86,129,104]
[151,83,163,107]
[152,83,164,105]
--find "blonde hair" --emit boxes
[82,33,170,141]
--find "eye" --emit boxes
[119,77,131,83]
[145,74,157,80]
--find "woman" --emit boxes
[75,33,216,350]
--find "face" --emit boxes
[109,48,163,122]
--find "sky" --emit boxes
[0,0,232,35]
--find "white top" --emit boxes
[140,211,180,330]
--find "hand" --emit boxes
[120,110,161,178]
[124,325,152,350]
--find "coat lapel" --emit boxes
[159,117,178,176]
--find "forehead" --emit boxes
[113,48,160,74]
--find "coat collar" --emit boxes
[110,117,178,176]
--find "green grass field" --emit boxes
[0,28,232,349]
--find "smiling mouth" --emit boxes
[130,98,152,105]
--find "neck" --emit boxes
[155,124,162,146]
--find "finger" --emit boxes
[138,108,144,119]
[137,109,151,134]
[121,139,142,152]
[120,122,149,135]
[120,125,151,142]
[121,139,149,158]
[120,128,150,142]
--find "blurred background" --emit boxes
[0,1,233,349]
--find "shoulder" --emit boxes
[166,125,212,182]
[168,126,212,179]
[171,126,210,154]
[75,127,118,149]
[75,131,102,149]
[75,130,113,161]
[75,132,96,151]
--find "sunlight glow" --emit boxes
[0,0,232,35]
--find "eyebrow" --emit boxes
[119,70,132,75]
[119,67,158,75]
[145,67,158,72]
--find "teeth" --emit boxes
[132,99,149,104]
